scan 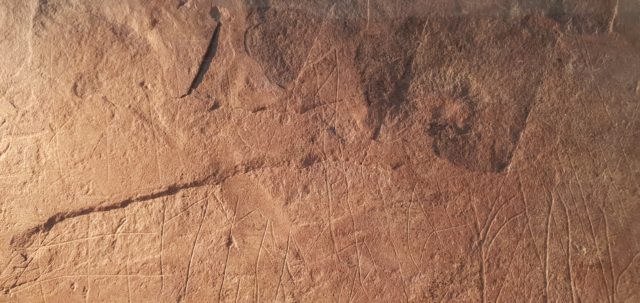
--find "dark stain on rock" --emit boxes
[244,2,327,88]
[414,16,558,173]
[355,17,425,139]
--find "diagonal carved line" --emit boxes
[181,21,223,98]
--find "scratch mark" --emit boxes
[274,231,291,302]
[255,220,269,302]
[557,192,577,303]
[608,0,619,34]
[235,278,242,303]
[366,0,370,29]
[600,206,616,303]
[377,181,410,303]
[485,212,524,256]
[126,247,133,303]
[495,222,527,303]
[615,251,640,295]
[544,190,554,303]
[518,175,543,267]
[182,199,209,302]
[0,142,10,158]
[160,197,167,292]
[219,199,239,303]
[565,149,613,301]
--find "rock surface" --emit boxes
[1,0,639,302]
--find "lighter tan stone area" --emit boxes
[1,0,639,302]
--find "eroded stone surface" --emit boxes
[1,0,639,302]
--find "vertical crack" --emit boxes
[181,21,223,98]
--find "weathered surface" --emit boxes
[1,0,639,302]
